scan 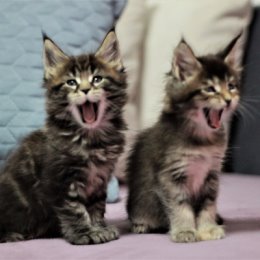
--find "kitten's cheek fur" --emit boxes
[222,98,239,121]
[231,97,240,110]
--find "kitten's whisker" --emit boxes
[237,105,252,120]
[242,59,260,70]
[241,98,260,103]
[241,94,260,98]
[240,101,260,117]
[240,83,260,93]
[235,106,251,127]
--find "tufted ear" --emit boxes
[222,33,243,72]
[95,29,123,70]
[172,39,201,82]
[42,33,69,79]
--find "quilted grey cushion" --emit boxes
[0,0,126,167]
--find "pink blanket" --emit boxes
[1,174,260,260]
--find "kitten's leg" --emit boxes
[127,190,168,234]
[196,172,225,241]
[57,183,119,245]
[88,198,119,241]
[159,176,197,243]
[57,199,118,245]
[168,201,197,243]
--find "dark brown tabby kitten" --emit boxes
[127,35,242,243]
[0,30,127,244]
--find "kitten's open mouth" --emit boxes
[78,101,99,124]
[203,108,224,129]
[69,95,106,129]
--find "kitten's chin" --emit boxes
[69,96,106,129]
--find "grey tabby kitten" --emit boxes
[127,35,242,243]
[0,30,127,244]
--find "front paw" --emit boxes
[89,225,119,244]
[68,226,119,245]
[197,224,225,241]
[170,228,197,243]
[132,223,150,234]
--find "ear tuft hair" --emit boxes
[95,30,123,70]
[42,34,69,79]
[172,39,201,81]
[220,32,244,71]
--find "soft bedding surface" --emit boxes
[0,174,260,260]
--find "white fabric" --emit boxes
[115,0,148,181]
[252,0,260,6]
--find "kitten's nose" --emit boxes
[225,99,231,107]
[81,89,90,95]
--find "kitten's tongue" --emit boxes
[209,109,222,129]
[82,102,96,124]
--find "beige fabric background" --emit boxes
[115,0,252,180]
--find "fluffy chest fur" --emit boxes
[55,135,124,201]
[68,162,111,202]
[85,164,108,197]
[83,145,122,199]
[183,147,225,195]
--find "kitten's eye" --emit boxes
[66,79,78,87]
[228,83,236,91]
[206,86,216,93]
[92,76,103,86]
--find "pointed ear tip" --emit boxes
[180,37,186,43]
[109,27,116,32]
[176,37,190,48]
[222,31,244,58]
[231,31,245,47]
[107,29,117,38]
[235,31,243,42]
[42,31,50,42]
[175,39,190,53]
